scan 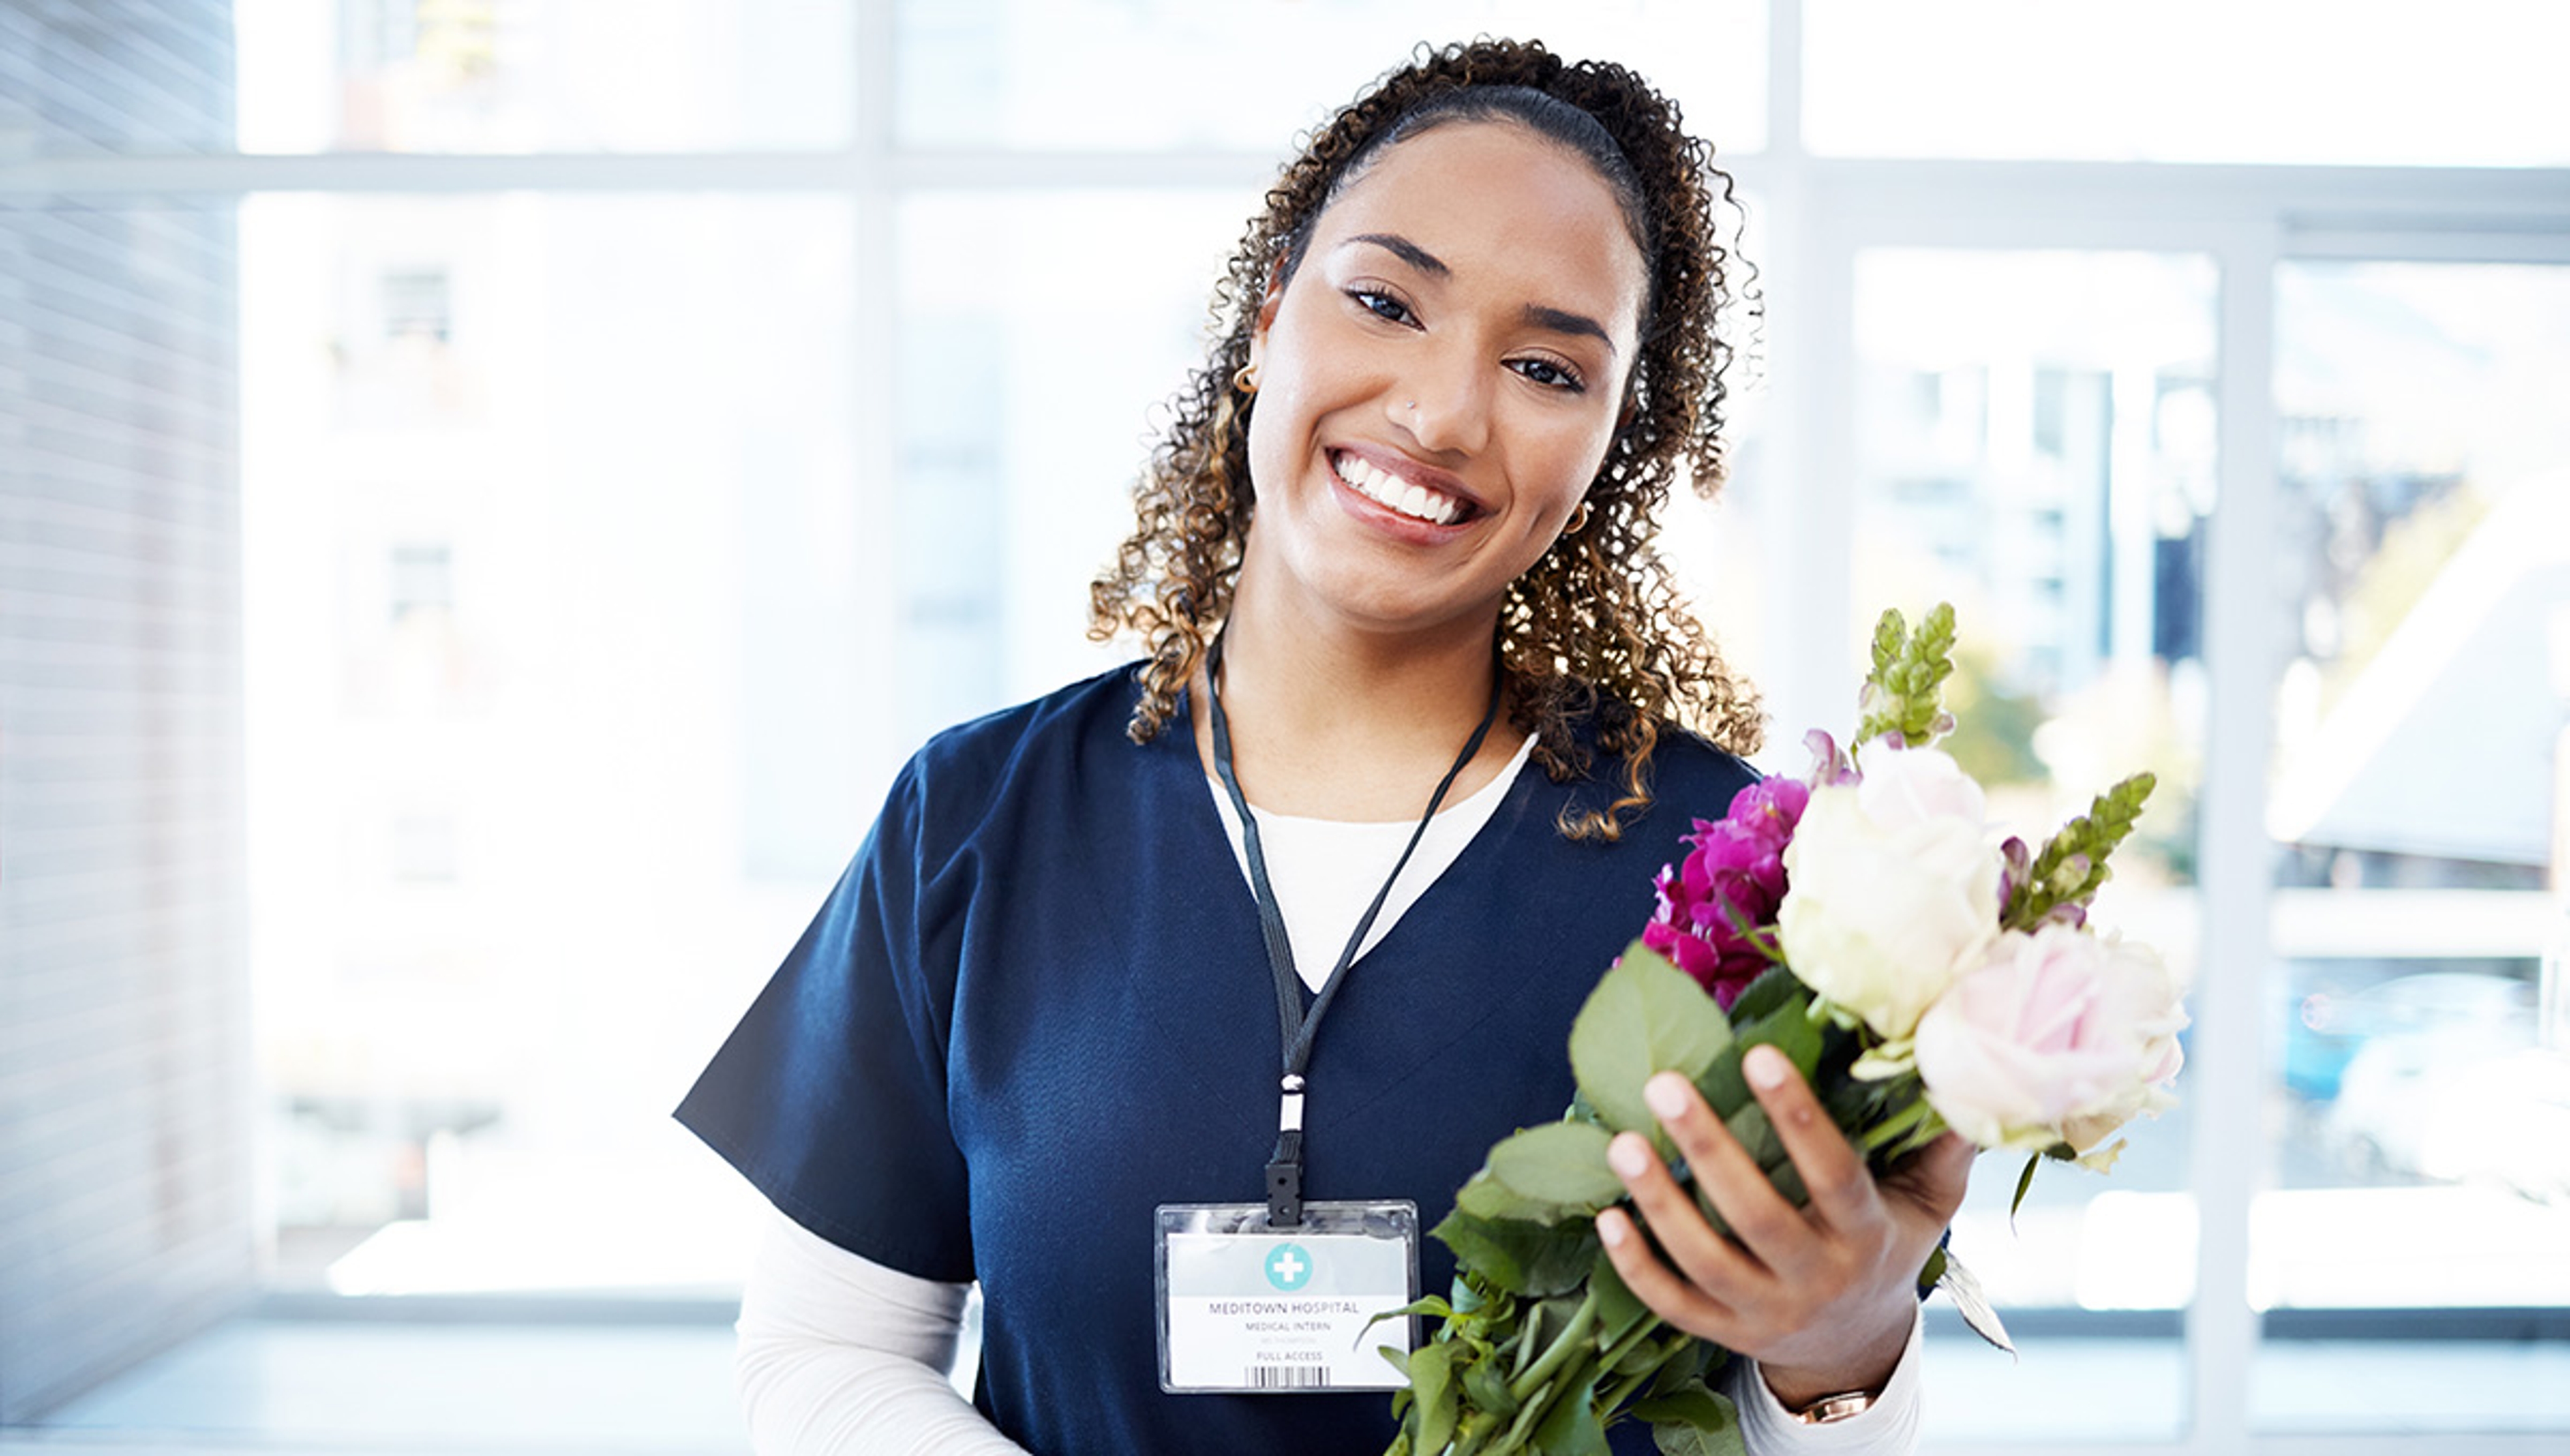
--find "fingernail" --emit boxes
[1744,1044,1788,1091]
[1597,1212,1628,1249]
[1608,1132,1652,1179]
[1643,1072,1691,1121]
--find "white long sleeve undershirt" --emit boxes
[733,1206,1925,1455]
[735,1208,1029,1456]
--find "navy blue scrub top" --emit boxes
[677,665,1758,1455]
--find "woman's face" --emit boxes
[1241,119,1648,643]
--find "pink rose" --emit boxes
[1913,923,2189,1155]
[1852,735,1990,835]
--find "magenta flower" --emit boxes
[1644,776,1810,1008]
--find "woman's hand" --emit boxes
[1594,1044,1974,1407]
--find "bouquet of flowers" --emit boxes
[1378,605,2188,1456]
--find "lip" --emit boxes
[1324,443,1487,540]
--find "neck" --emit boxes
[1193,580,1513,821]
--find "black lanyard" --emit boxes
[1205,632,1503,1227]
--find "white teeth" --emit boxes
[1335,453,1462,526]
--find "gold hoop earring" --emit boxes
[1565,501,1592,535]
[1233,364,1260,395]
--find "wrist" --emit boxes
[1755,1301,1913,1410]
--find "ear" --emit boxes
[1248,255,1288,370]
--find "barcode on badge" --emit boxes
[1248,1364,1330,1390]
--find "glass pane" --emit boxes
[234,0,855,153]
[898,0,1766,156]
[240,193,863,1293]
[893,191,1252,738]
[1654,192,1772,699]
[1851,248,2217,1443]
[2257,261,2570,1431]
[10,10,236,155]
[1808,0,2570,167]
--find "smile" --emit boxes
[1330,450,1472,527]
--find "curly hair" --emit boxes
[1085,37,1762,839]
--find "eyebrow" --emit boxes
[1343,232,1449,278]
[1339,232,1620,358]
[1521,303,1618,359]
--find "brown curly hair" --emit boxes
[1085,37,1762,838]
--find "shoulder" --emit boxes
[1610,728,1761,856]
[908,662,1144,781]
[1640,725,1764,810]
[1537,717,1763,852]
[883,662,1155,850]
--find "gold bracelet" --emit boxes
[1788,1389,1878,1425]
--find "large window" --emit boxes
[9,1,2564,1449]
[238,191,867,1290]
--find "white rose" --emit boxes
[1913,923,2190,1154]
[1776,744,2003,1041]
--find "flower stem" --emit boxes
[1508,1286,1600,1403]
[1448,1410,1496,1456]
[1590,1314,1671,1413]
[1859,1093,1936,1155]
[1601,1312,1666,1370]
[1489,1379,1556,1456]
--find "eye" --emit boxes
[1347,287,1417,327]
[1509,356,1587,393]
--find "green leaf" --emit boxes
[1432,1209,1600,1298]
[1645,1338,1711,1398]
[1745,998,1826,1083]
[1612,1330,1677,1380]
[1722,1102,1784,1172]
[1694,978,1826,1119]
[1635,1380,1745,1456]
[1464,1352,1521,1421]
[2009,1150,2042,1221]
[1365,1294,1457,1346]
[1533,1372,1612,1456]
[1489,1121,1625,1212]
[1723,964,1803,1024]
[1764,1158,1810,1211]
[1409,1340,1462,1453]
[1458,1170,1563,1224]
[1590,1248,1652,1347]
[1500,1378,1558,1453]
[1570,941,1734,1142]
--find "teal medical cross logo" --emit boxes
[1264,1243,1313,1291]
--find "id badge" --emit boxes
[1154,1200,1420,1394]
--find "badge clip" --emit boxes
[1266,1074,1306,1228]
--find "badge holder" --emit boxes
[1154,1200,1420,1394]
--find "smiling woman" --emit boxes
[1089,54,1764,841]
[675,37,1960,1456]
[1239,121,1644,652]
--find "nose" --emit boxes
[1391,341,1492,456]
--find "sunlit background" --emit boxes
[3,2,2567,1453]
